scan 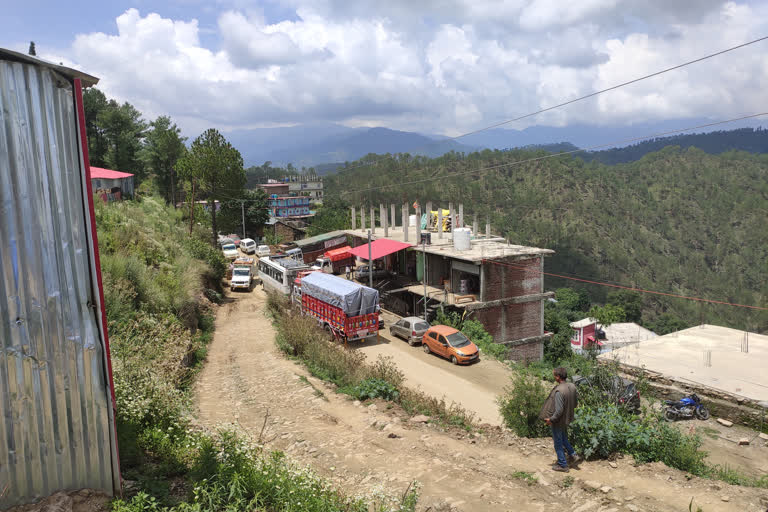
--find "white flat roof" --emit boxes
[602,324,768,402]
[343,225,553,262]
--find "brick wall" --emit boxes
[482,256,541,301]
[473,301,542,344]
[274,222,302,242]
[506,339,543,363]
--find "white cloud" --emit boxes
[56,1,768,138]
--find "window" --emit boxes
[438,335,448,345]
[402,321,411,329]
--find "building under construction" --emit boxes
[345,202,554,361]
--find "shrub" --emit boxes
[352,378,400,401]
[497,370,551,437]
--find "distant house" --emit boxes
[90,167,134,201]
[570,318,656,353]
[266,218,306,242]
[268,195,312,218]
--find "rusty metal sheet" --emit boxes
[0,57,118,507]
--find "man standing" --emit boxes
[540,367,581,472]
[345,265,351,280]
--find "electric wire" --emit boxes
[482,257,768,311]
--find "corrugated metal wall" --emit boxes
[0,59,118,506]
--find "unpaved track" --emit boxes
[195,288,768,512]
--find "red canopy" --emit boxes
[90,167,134,179]
[350,239,412,260]
[325,245,352,261]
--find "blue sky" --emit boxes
[4,1,767,138]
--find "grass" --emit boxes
[509,471,538,486]
[560,475,574,488]
[267,292,477,431]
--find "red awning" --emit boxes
[350,239,412,260]
[90,166,134,179]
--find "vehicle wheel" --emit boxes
[450,355,458,365]
[664,409,677,422]
[408,338,416,347]
[695,406,710,420]
[423,343,430,354]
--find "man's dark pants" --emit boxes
[551,426,576,468]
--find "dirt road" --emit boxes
[194,288,768,512]
[354,310,512,425]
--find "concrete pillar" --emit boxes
[416,205,421,241]
[449,202,454,234]
[402,204,408,242]
[351,206,356,230]
[486,220,491,238]
[426,201,432,230]
[370,206,375,234]
[361,208,365,233]
[459,204,464,228]
[381,204,388,237]
[473,213,478,235]
[437,208,443,239]
[390,203,396,230]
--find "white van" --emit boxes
[256,245,271,257]
[240,238,256,254]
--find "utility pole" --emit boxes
[368,230,373,290]
[423,237,428,321]
[241,200,246,239]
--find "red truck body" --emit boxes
[295,271,379,342]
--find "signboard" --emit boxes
[324,235,347,249]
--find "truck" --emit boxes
[311,245,354,275]
[295,271,380,342]
[230,257,255,291]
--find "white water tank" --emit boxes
[409,214,417,226]
[453,227,471,251]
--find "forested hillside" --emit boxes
[584,127,768,164]
[325,146,768,332]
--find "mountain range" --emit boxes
[225,118,766,171]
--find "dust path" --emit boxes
[194,287,767,512]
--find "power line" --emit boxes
[302,34,768,176]
[337,111,768,196]
[483,258,768,311]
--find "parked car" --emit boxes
[572,374,641,413]
[218,237,234,248]
[227,234,241,245]
[240,238,257,254]
[355,265,389,281]
[390,317,430,346]
[422,325,479,365]
[257,245,271,257]
[222,243,239,260]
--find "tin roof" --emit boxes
[90,167,134,179]
[0,47,99,86]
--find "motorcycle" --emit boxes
[664,394,710,421]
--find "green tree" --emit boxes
[554,287,590,313]
[607,290,643,323]
[82,88,109,166]
[98,100,147,181]
[177,129,245,246]
[216,188,269,239]
[305,198,351,236]
[143,116,187,206]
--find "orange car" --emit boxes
[422,325,479,365]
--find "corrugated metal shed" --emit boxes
[0,50,119,507]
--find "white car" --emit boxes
[230,266,252,291]
[222,243,239,260]
[256,245,271,257]
[240,238,256,254]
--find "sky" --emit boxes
[3,0,768,138]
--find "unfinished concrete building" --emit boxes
[344,202,554,361]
